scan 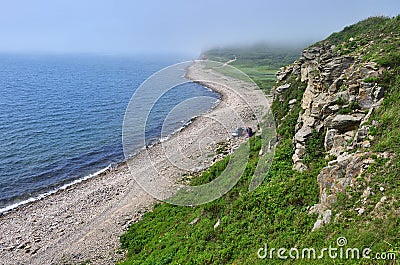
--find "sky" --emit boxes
[0,0,399,55]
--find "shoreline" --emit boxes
[0,112,211,216]
[0,60,269,264]
[0,72,222,216]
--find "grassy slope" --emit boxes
[202,44,302,92]
[118,16,400,264]
[324,15,400,261]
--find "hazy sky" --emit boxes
[0,0,399,55]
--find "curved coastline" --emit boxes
[0,72,222,216]
[0,61,266,264]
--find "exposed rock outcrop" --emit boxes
[309,152,375,230]
[277,43,384,171]
[274,41,386,230]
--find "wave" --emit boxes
[0,72,220,215]
[0,164,113,215]
[1,96,220,215]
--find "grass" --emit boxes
[118,136,326,265]
[202,43,302,92]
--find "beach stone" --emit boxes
[5,246,16,251]
[31,247,40,255]
[17,241,29,249]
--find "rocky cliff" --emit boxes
[116,16,400,264]
[272,22,398,230]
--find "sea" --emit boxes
[0,53,220,213]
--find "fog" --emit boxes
[0,0,399,55]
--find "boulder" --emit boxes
[276,66,293,81]
[312,209,332,231]
[301,85,315,109]
[328,77,343,93]
[302,47,321,60]
[324,129,337,151]
[322,56,354,82]
[294,126,313,143]
[364,62,378,71]
[326,114,364,132]
[353,126,369,144]
[358,85,375,109]
[295,145,306,158]
[292,63,301,75]
[276,83,291,93]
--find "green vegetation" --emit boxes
[302,130,326,170]
[119,134,325,264]
[325,15,400,67]
[271,74,306,140]
[338,101,360,115]
[203,44,302,91]
[364,76,379,83]
[316,55,400,264]
[119,16,400,264]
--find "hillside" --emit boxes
[118,16,400,264]
[202,44,302,91]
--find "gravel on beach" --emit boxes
[0,61,271,265]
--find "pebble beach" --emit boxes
[0,61,270,264]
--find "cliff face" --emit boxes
[273,36,391,230]
[117,17,400,264]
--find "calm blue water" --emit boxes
[0,54,219,211]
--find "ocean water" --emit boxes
[0,54,219,212]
